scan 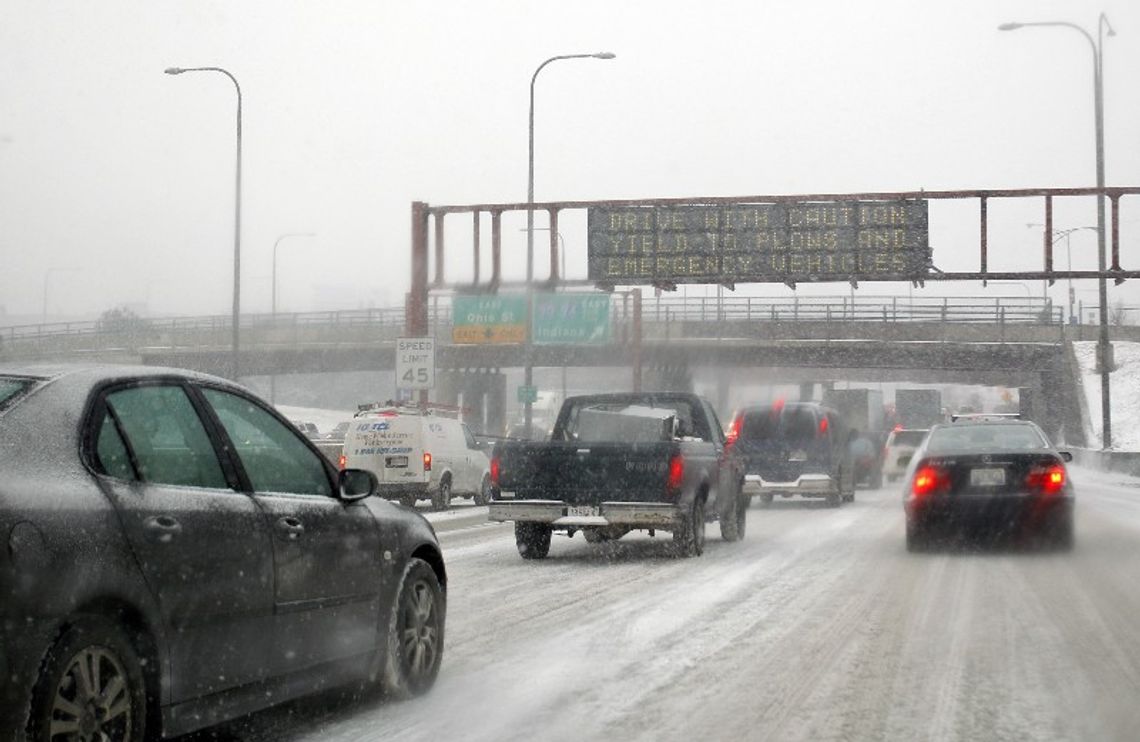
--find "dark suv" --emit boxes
[727,401,855,507]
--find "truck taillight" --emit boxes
[726,414,743,446]
[667,453,684,491]
[423,452,432,471]
[490,455,500,486]
[337,454,347,470]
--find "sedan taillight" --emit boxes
[1026,464,1066,495]
[912,465,950,499]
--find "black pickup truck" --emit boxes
[488,392,748,559]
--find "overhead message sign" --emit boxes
[587,201,930,285]
[532,293,611,345]
[452,295,527,344]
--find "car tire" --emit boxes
[719,493,747,542]
[399,494,418,509]
[906,520,927,552]
[27,615,149,742]
[673,498,706,557]
[474,474,492,506]
[381,558,445,699]
[826,489,842,508]
[1052,509,1075,551]
[759,492,774,507]
[515,522,552,559]
[431,476,452,511]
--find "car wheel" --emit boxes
[27,616,149,742]
[382,558,445,699]
[826,489,842,508]
[431,477,452,511]
[1052,509,1075,552]
[906,520,927,552]
[673,498,706,557]
[515,522,552,559]
[759,492,774,507]
[399,494,418,509]
[719,493,747,542]
[474,474,492,506]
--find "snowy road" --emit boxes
[185,466,1140,742]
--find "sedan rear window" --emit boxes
[926,424,1049,453]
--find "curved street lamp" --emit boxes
[999,14,1115,447]
[165,66,244,380]
[524,51,615,436]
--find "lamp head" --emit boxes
[997,22,1022,31]
[164,67,184,75]
[593,52,616,60]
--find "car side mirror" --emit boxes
[338,468,377,501]
[1058,451,1073,463]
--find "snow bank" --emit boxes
[1072,341,1140,451]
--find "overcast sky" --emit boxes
[1,0,1137,322]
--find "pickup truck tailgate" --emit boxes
[495,441,675,504]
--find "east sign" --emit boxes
[587,200,930,285]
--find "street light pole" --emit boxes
[1000,14,1115,447]
[1028,224,1098,324]
[525,51,615,437]
[165,66,243,381]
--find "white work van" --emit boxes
[340,404,492,510]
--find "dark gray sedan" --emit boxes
[0,365,446,741]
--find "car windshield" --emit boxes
[926,423,1050,453]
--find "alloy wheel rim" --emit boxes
[401,580,439,680]
[50,646,132,742]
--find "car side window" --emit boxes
[103,385,228,489]
[95,413,136,480]
[202,388,332,497]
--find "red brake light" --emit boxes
[1027,464,1065,494]
[726,414,743,446]
[490,455,500,486]
[667,453,684,491]
[337,454,347,471]
[819,416,829,435]
[423,452,432,471]
[912,465,948,498]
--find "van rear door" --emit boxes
[345,415,426,485]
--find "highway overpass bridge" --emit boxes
[0,295,1105,444]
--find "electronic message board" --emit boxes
[587,201,930,285]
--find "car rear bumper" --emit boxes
[488,499,683,528]
[906,493,1073,528]
[743,473,836,497]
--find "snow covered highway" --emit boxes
[181,466,1140,742]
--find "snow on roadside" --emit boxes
[1072,341,1140,451]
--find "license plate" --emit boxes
[385,456,408,468]
[566,505,600,517]
[970,467,1005,486]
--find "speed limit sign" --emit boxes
[395,337,435,390]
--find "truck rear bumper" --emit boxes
[488,500,683,528]
[744,473,836,497]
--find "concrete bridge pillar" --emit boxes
[436,370,506,437]
[799,382,816,402]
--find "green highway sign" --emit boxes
[517,385,538,404]
[452,295,527,344]
[532,293,611,345]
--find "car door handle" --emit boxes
[143,515,182,543]
[275,517,305,540]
